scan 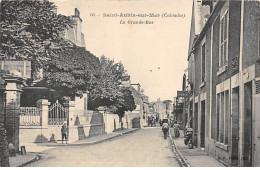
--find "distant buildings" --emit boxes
[128,83,149,128]
[163,100,173,119]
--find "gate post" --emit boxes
[37,99,50,128]
[4,76,23,152]
[68,101,76,126]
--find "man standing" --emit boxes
[61,122,68,144]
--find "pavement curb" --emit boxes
[38,128,140,147]
[70,128,140,146]
[169,129,190,167]
[68,128,139,146]
[16,154,42,167]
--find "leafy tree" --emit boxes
[0,0,74,74]
[112,86,136,118]
[44,46,100,100]
[88,55,130,110]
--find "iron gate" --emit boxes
[48,100,68,125]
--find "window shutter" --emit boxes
[256,80,260,94]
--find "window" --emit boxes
[216,90,230,145]
[201,43,206,82]
[219,11,229,69]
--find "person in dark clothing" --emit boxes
[61,122,68,144]
[162,122,169,139]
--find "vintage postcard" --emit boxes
[0,0,260,167]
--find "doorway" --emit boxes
[194,103,198,147]
[200,100,205,148]
[243,81,252,167]
[231,87,239,166]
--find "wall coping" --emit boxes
[20,126,48,129]
[215,141,228,151]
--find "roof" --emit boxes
[187,0,211,60]
[188,1,225,60]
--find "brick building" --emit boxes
[186,0,260,166]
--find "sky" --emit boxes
[52,0,193,102]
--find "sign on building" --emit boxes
[177,91,187,97]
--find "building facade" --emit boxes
[163,100,173,119]
[153,98,165,120]
[186,0,260,166]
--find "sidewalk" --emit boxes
[39,128,139,147]
[8,128,139,167]
[9,153,40,167]
[169,128,225,167]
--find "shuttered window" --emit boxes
[219,11,229,69]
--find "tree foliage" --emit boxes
[0,0,74,72]
[44,46,100,99]
[88,55,131,109]
[111,87,136,118]
[45,50,136,116]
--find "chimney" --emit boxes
[75,8,80,17]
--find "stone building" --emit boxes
[128,83,146,128]
[63,8,86,48]
[153,98,164,120]
[186,0,260,166]
[163,100,173,119]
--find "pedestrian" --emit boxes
[61,121,68,144]
[162,121,169,139]
[159,119,162,126]
[173,121,180,138]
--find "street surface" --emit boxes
[28,127,181,167]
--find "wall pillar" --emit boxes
[68,101,76,127]
[74,92,88,124]
[37,99,50,128]
[97,106,106,133]
[4,76,23,152]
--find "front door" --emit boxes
[194,103,198,147]
[243,82,252,167]
[200,100,205,148]
[231,87,239,166]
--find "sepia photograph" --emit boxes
[0,0,260,167]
